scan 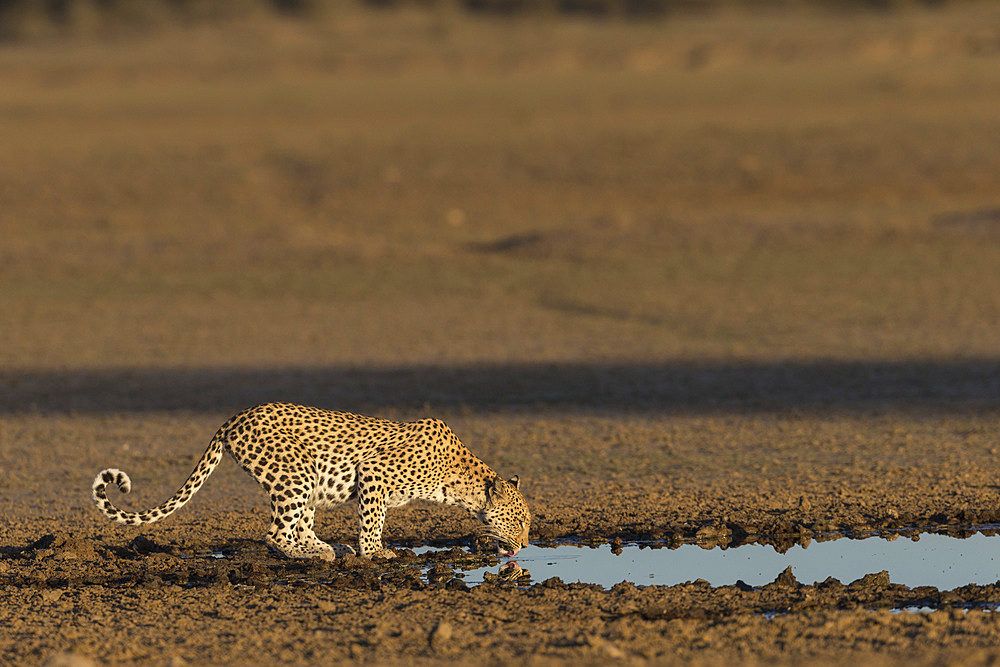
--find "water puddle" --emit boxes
[180,552,228,560]
[433,532,1000,590]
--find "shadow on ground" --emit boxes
[1,360,997,415]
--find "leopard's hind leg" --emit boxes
[293,508,354,557]
[262,470,338,561]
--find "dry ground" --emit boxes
[2,3,1000,664]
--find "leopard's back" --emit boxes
[222,403,460,504]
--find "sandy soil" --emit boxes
[3,3,1000,664]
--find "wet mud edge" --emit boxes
[540,508,1000,551]
[7,529,1000,617]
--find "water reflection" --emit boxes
[437,533,1000,589]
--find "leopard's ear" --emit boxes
[486,476,509,508]
[509,475,520,490]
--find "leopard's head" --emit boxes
[481,475,531,557]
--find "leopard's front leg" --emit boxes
[356,463,397,560]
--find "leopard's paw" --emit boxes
[333,544,356,557]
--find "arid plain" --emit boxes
[2,3,1000,664]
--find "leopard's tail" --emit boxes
[91,428,229,526]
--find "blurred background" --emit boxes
[1,0,999,413]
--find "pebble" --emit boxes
[430,621,453,648]
[43,653,94,667]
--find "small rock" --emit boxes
[640,604,668,620]
[40,589,64,602]
[210,572,231,588]
[427,565,454,584]
[850,571,891,590]
[611,537,624,555]
[445,578,469,592]
[818,576,845,591]
[771,566,798,588]
[338,554,373,570]
[429,621,453,648]
[129,535,162,554]
[43,653,95,667]
[695,524,731,544]
[586,635,626,659]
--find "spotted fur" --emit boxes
[91,403,531,560]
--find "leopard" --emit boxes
[91,402,530,561]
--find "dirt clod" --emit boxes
[770,566,800,589]
[429,621,453,649]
